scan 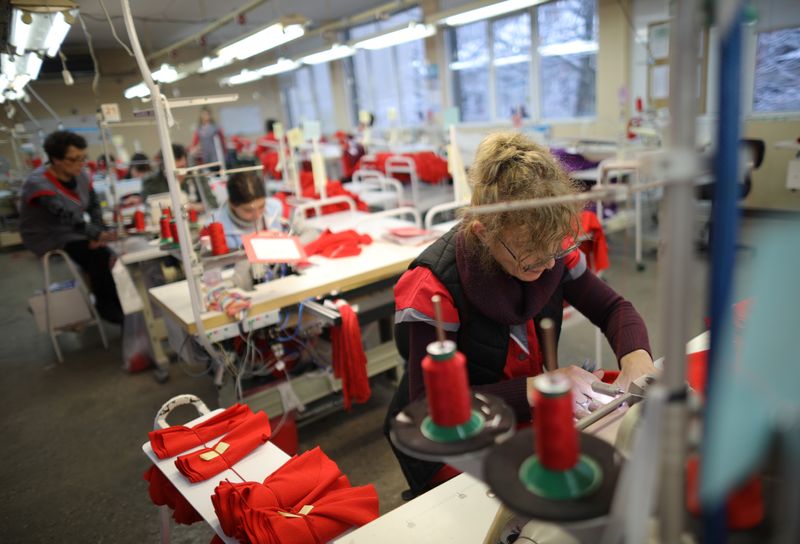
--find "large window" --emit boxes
[752,26,800,113]
[449,0,597,122]
[280,63,336,134]
[348,7,431,129]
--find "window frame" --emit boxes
[742,22,800,120]
[447,0,599,125]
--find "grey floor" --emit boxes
[0,214,791,543]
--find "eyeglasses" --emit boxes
[62,155,88,164]
[497,237,582,273]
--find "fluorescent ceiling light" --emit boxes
[353,22,436,50]
[11,8,76,57]
[441,0,544,26]
[198,56,234,74]
[44,11,74,57]
[26,54,43,79]
[152,64,186,84]
[124,82,150,99]
[300,44,355,65]
[258,58,300,76]
[538,40,598,57]
[11,74,31,92]
[1,54,18,80]
[217,22,305,62]
[449,56,489,71]
[222,69,263,86]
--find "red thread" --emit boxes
[169,220,179,244]
[423,349,471,427]
[188,208,199,223]
[164,206,172,219]
[208,222,229,255]
[133,210,146,231]
[159,215,171,239]
[532,381,579,470]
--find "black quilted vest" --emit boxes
[395,227,564,384]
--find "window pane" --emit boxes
[395,40,429,125]
[538,0,597,119]
[310,64,336,134]
[753,27,800,113]
[451,21,490,122]
[494,13,531,119]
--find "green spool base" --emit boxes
[518,454,602,500]
[421,410,485,443]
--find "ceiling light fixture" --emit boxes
[217,18,306,62]
[300,44,355,65]
[352,22,435,51]
[258,58,300,76]
[439,0,545,27]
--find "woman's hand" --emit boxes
[615,349,658,392]
[528,365,612,418]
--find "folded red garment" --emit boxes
[212,447,379,543]
[143,465,203,525]
[332,303,371,410]
[304,229,373,259]
[175,411,272,483]
[149,403,253,459]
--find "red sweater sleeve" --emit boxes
[406,321,531,422]
[563,269,651,362]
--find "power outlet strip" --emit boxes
[205,310,282,342]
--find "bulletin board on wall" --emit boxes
[647,20,709,113]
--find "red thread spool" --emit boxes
[422,340,471,427]
[532,374,579,471]
[133,210,146,232]
[208,222,229,256]
[169,220,179,244]
[159,215,171,240]
[188,208,199,223]
[164,207,172,219]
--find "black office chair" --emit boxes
[697,138,765,250]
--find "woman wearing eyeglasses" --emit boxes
[386,132,655,497]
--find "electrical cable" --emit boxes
[98,0,135,56]
[77,14,100,95]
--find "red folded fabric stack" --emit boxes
[304,229,373,259]
[331,302,371,410]
[175,411,272,483]
[143,465,203,525]
[149,403,253,459]
[298,171,369,213]
[355,152,449,184]
[211,447,379,544]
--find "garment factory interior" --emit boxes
[0,0,799,543]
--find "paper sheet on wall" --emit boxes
[311,150,327,199]
[651,65,669,100]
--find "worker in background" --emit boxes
[190,106,227,170]
[255,119,282,180]
[209,170,283,249]
[19,130,123,324]
[142,143,217,211]
[385,132,656,498]
[123,152,151,179]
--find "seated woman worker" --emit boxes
[211,171,283,249]
[385,132,655,498]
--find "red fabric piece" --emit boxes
[143,465,203,525]
[686,455,764,530]
[579,210,610,272]
[331,303,371,410]
[211,447,379,544]
[297,171,369,213]
[304,229,373,259]
[148,403,253,459]
[175,411,272,483]
[356,152,449,184]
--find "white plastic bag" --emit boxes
[112,259,143,315]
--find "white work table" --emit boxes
[149,239,426,334]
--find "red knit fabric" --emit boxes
[175,411,272,483]
[143,465,203,525]
[579,210,610,272]
[356,152,450,184]
[148,404,253,459]
[331,303,371,410]
[304,229,373,259]
[298,171,369,213]
[211,447,379,544]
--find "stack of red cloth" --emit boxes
[211,447,379,543]
[356,152,450,184]
[331,302,371,410]
[144,404,272,524]
[298,171,369,213]
[305,229,373,259]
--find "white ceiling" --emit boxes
[65,0,400,55]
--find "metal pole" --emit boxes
[97,116,122,240]
[659,0,700,541]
